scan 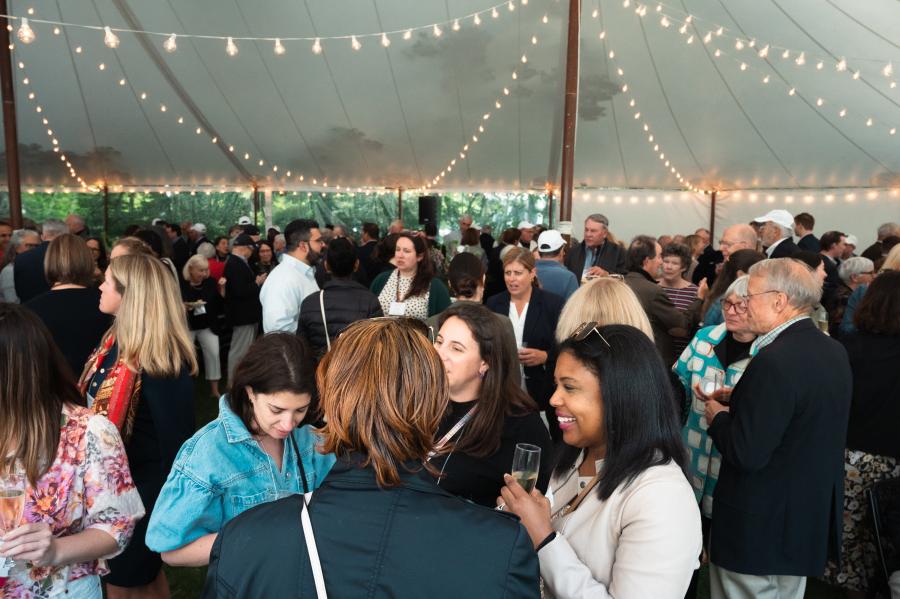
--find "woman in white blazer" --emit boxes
[500,323,702,599]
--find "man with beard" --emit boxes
[260,219,324,333]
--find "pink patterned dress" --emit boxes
[2,405,145,598]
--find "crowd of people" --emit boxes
[0,208,897,599]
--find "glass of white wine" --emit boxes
[0,470,25,577]
[511,443,541,493]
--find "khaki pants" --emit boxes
[227,324,257,381]
[709,563,806,599]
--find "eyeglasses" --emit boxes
[741,289,781,302]
[570,321,612,348]
[720,298,748,314]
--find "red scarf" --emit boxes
[78,334,142,440]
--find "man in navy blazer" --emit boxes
[703,258,852,599]
[14,219,67,303]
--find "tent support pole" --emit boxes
[558,0,581,224]
[0,0,23,228]
[102,184,110,245]
[708,191,717,241]
[397,187,403,223]
[252,185,260,225]
[548,187,555,229]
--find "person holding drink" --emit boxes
[499,323,701,598]
[432,302,552,507]
[0,304,144,598]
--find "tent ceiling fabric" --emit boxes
[4,0,900,192]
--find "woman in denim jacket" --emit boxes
[145,333,335,566]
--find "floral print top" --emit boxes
[2,405,145,598]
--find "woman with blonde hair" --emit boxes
[78,254,197,599]
[181,254,222,397]
[203,318,540,597]
[556,276,653,342]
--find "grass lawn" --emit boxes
[162,379,849,598]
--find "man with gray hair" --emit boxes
[14,219,68,302]
[442,214,472,257]
[564,213,627,279]
[702,258,851,599]
[753,210,800,258]
[861,221,900,261]
[65,213,89,239]
[718,224,759,261]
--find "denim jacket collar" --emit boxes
[218,396,253,444]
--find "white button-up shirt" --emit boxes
[260,253,319,333]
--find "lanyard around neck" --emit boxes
[427,405,478,460]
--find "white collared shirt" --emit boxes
[260,253,319,333]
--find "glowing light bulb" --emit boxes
[542,14,548,23]
[521,54,527,63]
[508,0,515,11]
[403,29,412,40]
[703,32,712,43]
[816,98,823,106]
[381,33,390,47]
[531,35,537,44]
[599,31,606,39]
[740,62,747,71]
[836,58,847,71]
[53,27,60,35]
[795,52,805,66]
[452,19,460,31]
[781,49,790,59]
[104,26,120,48]
[16,18,35,44]
[226,37,238,57]
[686,35,694,44]
[474,14,482,26]
[866,117,873,126]
[762,75,770,83]
[351,36,361,50]
[852,70,860,80]
[274,38,286,55]
[884,62,894,78]
[715,26,723,36]
[660,16,670,27]
[492,7,499,18]
[311,38,322,54]
[592,8,599,17]
[788,87,796,96]
[432,24,442,37]
[735,39,744,50]
[758,45,769,58]
[164,33,177,53]
[816,61,823,70]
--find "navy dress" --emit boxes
[86,342,195,586]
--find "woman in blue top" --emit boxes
[146,333,335,567]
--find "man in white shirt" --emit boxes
[260,219,324,333]
[443,214,472,257]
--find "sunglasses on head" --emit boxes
[570,321,612,348]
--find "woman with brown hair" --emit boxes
[78,254,197,598]
[0,304,143,598]
[202,318,540,598]
[487,247,565,439]
[146,333,334,567]
[370,232,451,320]
[24,234,111,376]
[432,302,552,507]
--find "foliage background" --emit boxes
[0,191,551,240]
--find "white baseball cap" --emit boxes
[190,223,207,234]
[237,216,252,225]
[753,209,794,229]
[845,234,858,247]
[517,220,536,229]
[538,230,566,252]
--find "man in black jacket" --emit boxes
[755,210,800,259]
[564,213,627,279]
[298,238,382,356]
[703,258,852,599]
[224,234,263,379]
[14,219,67,302]
[165,222,190,274]
[355,222,379,286]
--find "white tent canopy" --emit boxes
[2,0,899,236]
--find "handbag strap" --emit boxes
[319,291,330,351]
[300,493,328,598]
